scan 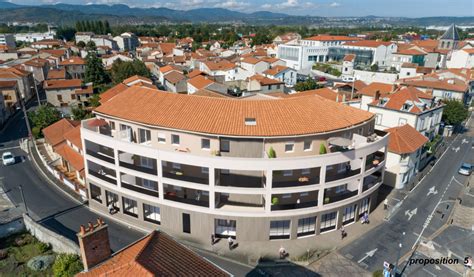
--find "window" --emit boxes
[375,114,383,125]
[119,124,132,142]
[360,197,370,216]
[122,197,138,217]
[158,133,166,143]
[201,138,210,150]
[172,163,181,170]
[244,118,257,126]
[297,216,316,237]
[335,184,348,194]
[320,211,337,233]
[143,203,160,224]
[269,220,291,240]
[171,134,180,145]
[398,118,407,126]
[268,85,272,90]
[276,85,281,90]
[343,204,357,225]
[105,191,118,207]
[90,183,102,203]
[71,94,76,100]
[301,168,311,175]
[283,170,293,177]
[303,140,312,151]
[110,121,115,130]
[220,139,230,152]
[215,219,236,238]
[182,213,191,233]
[139,156,154,169]
[285,142,294,153]
[138,128,151,144]
[201,167,209,174]
[57,95,62,101]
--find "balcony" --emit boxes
[215,192,265,212]
[122,182,159,197]
[271,190,318,211]
[323,188,358,205]
[215,169,264,188]
[118,151,157,175]
[85,140,115,164]
[121,173,159,197]
[325,166,361,183]
[272,167,320,188]
[162,162,209,185]
[365,151,385,171]
[163,184,209,207]
[82,119,113,137]
[363,170,382,192]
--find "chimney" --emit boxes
[375,90,381,100]
[77,218,111,272]
[392,84,397,92]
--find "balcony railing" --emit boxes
[164,193,209,207]
[325,169,360,183]
[323,190,358,204]
[363,174,382,192]
[86,149,115,164]
[162,171,209,185]
[119,161,157,175]
[365,151,385,171]
[216,174,264,188]
[89,170,117,185]
[272,176,320,188]
[271,200,318,211]
[122,182,159,197]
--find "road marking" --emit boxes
[427,186,438,196]
[462,138,468,144]
[452,177,465,186]
[0,146,20,151]
[422,268,437,276]
[452,146,460,152]
[357,248,377,264]
[405,208,417,221]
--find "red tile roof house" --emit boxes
[40,118,87,197]
[367,86,444,141]
[246,74,285,95]
[59,56,86,79]
[383,124,428,189]
[44,79,94,115]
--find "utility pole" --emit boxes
[18,185,28,215]
[393,232,406,277]
[20,96,32,139]
[32,80,41,105]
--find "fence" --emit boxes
[24,214,80,255]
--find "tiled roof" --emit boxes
[187,69,206,78]
[75,85,94,95]
[54,143,84,173]
[187,75,214,89]
[343,40,393,48]
[263,65,290,76]
[343,54,356,62]
[64,125,82,149]
[164,71,186,84]
[462,48,474,54]
[193,88,232,98]
[241,57,263,65]
[399,77,468,92]
[370,87,436,114]
[386,124,428,154]
[79,231,229,277]
[47,68,66,79]
[59,57,85,66]
[304,35,360,41]
[99,83,129,104]
[290,87,353,102]
[249,74,284,86]
[94,86,374,137]
[395,48,426,56]
[334,80,367,91]
[204,59,236,71]
[359,82,394,97]
[159,64,180,73]
[122,75,153,86]
[40,49,67,57]
[24,58,49,67]
[44,79,82,90]
[159,43,176,54]
[42,119,80,147]
[0,80,18,88]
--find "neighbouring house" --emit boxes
[44,79,84,114]
[113,32,139,51]
[102,54,133,69]
[368,86,444,140]
[99,75,155,105]
[76,222,229,276]
[328,40,397,68]
[391,46,427,71]
[0,80,19,115]
[163,71,187,93]
[0,67,34,100]
[31,39,64,49]
[158,65,182,85]
[187,75,216,94]
[246,74,285,95]
[240,57,270,75]
[273,32,301,45]
[447,48,474,69]
[59,57,86,79]
[384,124,428,190]
[21,58,50,83]
[358,82,395,111]
[47,68,67,80]
[262,65,297,87]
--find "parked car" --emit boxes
[458,163,472,176]
[2,152,15,166]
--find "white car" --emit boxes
[2,152,15,166]
[458,163,472,176]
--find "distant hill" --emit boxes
[0,1,473,26]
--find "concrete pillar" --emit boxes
[265,169,272,213]
[157,159,164,201]
[113,148,120,187]
[318,166,326,207]
[209,167,215,209]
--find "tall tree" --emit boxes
[442,100,468,126]
[84,53,109,85]
[28,105,61,138]
[110,59,151,84]
[104,20,111,34]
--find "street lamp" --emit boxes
[31,80,41,105]
[394,232,406,277]
[18,185,28,215]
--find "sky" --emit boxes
[5,0,474,17]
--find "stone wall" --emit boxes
[23,214,80,255]
[0,217,24,238]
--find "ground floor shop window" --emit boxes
[297,216,316,237]
[122,197,138,217]
[320,211,337,233]
[143,204,160,224]
[359,197,370,217]
[343,204,357,225]
[214,219,236,238]
[269,220,290,240]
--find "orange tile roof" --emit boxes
[54,143,84,172]
[42,119,80,147]
[400,77,468,92]
[79,231,229,277]
[159,43,176,55]
[64,125,82,149]
[94,86,374,137]
[249,74,284,86]
[187,69,206,78]
[99,83,129,104]
[75,85,94,95]
[386,124,428,154]
[343,40,393,48]
[40,49,67,57]
[359,82,394,97]
[371,87,436,114]
[47,68,66,80]
[122,75,152,85]
[44,79,82,90]
[164,71,186,84]
[462,48,474,54]
[187,75,214,89]
[343,54,356,62]
[159,64,181,73]
[193,88,232,98]
[263,65,291,76]
[0,80,17,88]
[241,57,263,65]
[204,59,236,71]
[24,58,49,67]
[59,56,85,66]
[395,48,426,56]
[304,35,360,41]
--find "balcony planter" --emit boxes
[272,197,279,205]
[267,147,276,158]
[324,197,330,204]
[319,143,327,155]
[211,150,221,156]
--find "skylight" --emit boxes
[245,118,257,126]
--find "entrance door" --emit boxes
[182,213,191,234]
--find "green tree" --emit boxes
[28,105,61,138]
[104,20,111,34]
[71,106,91,120]
[86,40,96,51]
[76,41,86,48]
[294,78,322,91]
[110,59,151,84]
[56,26,76,41]
[319,143,327,154]
[84,53,109,85]
[89,94,101,107]
[52,254,83,277]
[442,99,468,126]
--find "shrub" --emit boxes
[372,269,384,277]
[52,254,83,277]
[319,143,327,154]
[36,242,51,253]
[267,147,276,158]
[27,254,56,271]
[0,249,8,260]
[32,126,41,139]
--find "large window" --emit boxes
[143,203,160,224]
[360,197,370,216]
[297,216,316,237]
[320,211,337,233]
[215,219,236,238]
[343,204,357,225]
[220,139,230,152]
[105,191,118,207]
[138,128,151,144]
[122,197,138,217]
[90,183,102,203]
[269,220,291,240]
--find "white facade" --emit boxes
[446,49,474,69]
[240,61,269,75]
[385,149,421,190]
[14,31,55,43]
[0,34,15,48]
[337,43,397,67]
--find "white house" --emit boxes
[240,57,270,75]
[447,48,474,69]
[102,54,133,69]
[384,124,428,190]
[246,74,285,94]
[262,65,297,87]
[329,40,397,67]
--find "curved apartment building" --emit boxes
[81,86,388,247]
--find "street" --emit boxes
[0,97,253,276]
[340,114,474,275]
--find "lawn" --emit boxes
[0,232,55,277]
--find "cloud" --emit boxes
[214,0,249,10]
[261,0,317,11]
[329,2,340,7]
